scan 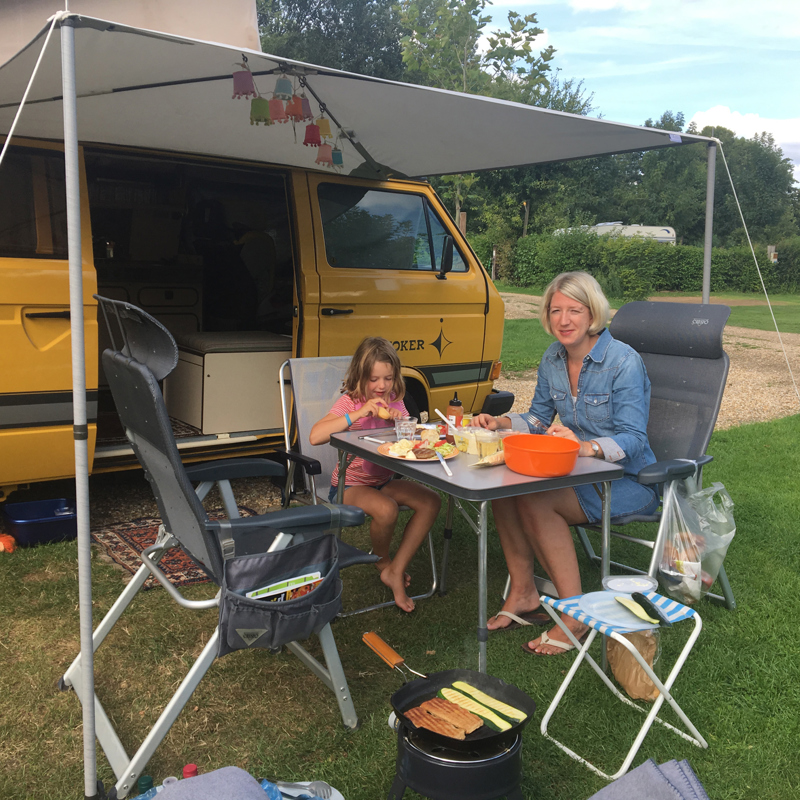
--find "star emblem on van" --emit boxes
[430,327,452,358]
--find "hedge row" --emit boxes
[485,231,800,299]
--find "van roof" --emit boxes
[0,13,713,181]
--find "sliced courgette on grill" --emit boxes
[451,681,527,722]
[437,687,512,732]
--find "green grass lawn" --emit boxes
[2,416,800,798]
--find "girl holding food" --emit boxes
[476,271,658,655]
[310,336,441,612]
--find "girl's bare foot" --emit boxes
[375,557,411,587]
[379,566,415,612]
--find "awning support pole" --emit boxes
[61,15,98,800]
[702,141,716,304]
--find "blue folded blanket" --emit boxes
[587,759,709,800]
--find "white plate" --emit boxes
[601,575,657,593]
[578,591,658,630]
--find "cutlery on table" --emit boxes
[434,449,453,477]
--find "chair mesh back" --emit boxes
[287,357,352,499]
[96,297,223,582]
[610,301,731,464]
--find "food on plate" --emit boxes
[414,447,436,460]
[432,441,458,457]
[615,595,659,624]
[405,706,466,739]
[377,407,392,420]
[418,698,484,734]
[420,428,439,446]
[451,681,527,722]
[388,439,415,457]
[438,687,512,732]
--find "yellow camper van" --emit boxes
[0,137,509,497]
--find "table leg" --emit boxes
[600,480,612,580]
[600,480,611,673]
[439,495,454,596]
[478,500,488,673]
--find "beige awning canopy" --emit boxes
[0,14,712,179]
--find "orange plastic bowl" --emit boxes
[503,434,580,477]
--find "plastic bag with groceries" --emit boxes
[658,481,736,604]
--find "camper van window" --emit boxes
[85,152,294,333]
[0,147,67,259]
[318,184,467,273]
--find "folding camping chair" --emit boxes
[576,301,736,608]
[539,591,707,780]
[60,298,376,799]
[279,356,446,615]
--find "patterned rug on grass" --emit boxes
[91,508,255,589]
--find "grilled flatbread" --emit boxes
[419,698,483,734]
[404,707,466,739]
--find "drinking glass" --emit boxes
[394,416,418,441]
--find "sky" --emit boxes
[492,0,800,182]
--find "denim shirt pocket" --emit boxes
[584,393,610,422]
[550,388,568,421]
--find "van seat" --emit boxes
[175,331,291,355]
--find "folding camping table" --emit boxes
[330,428,624,672]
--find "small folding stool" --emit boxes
[539,591,708,780]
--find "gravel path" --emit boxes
[495,292,800,429]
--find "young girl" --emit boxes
[309,337,441,612]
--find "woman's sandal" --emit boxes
[521,628,589,656]
[489,609,550,632]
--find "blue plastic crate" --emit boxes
[1,498,77,546]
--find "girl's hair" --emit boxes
[342,337,405,402]
[539,271,610,336]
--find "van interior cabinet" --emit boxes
[164,332,291,434]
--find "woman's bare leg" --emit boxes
[514,488,590,654]
[486,496,543,630]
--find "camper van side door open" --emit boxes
[307,174,500,416]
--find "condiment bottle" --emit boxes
[445,392,463,443]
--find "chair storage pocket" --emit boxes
[218,535,342,656]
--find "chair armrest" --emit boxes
[218,504,366,533]
[637,455,713,485]
[338,540,381,569]
[185,457,284,482]
[274,449,322,477]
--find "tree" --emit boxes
[397,0,554,99]
[257,0,405,80]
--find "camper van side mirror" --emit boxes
[437,235,454,280]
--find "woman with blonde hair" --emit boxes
[476,271,658,654]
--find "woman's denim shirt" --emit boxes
[509,328,656,479]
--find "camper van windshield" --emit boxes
[318,184,466,273]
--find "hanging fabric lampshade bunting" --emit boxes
[286,95,305,122]
[303,122,321,146]
[300,95,314,122]
[316,143,334,167]
[273,75,293,100]
[269,96,289,123]
[331,147,344,167]
[316,117,333,139]
[250,97,271,125]
[232,67,257,99]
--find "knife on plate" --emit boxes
[434,450,453,477]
